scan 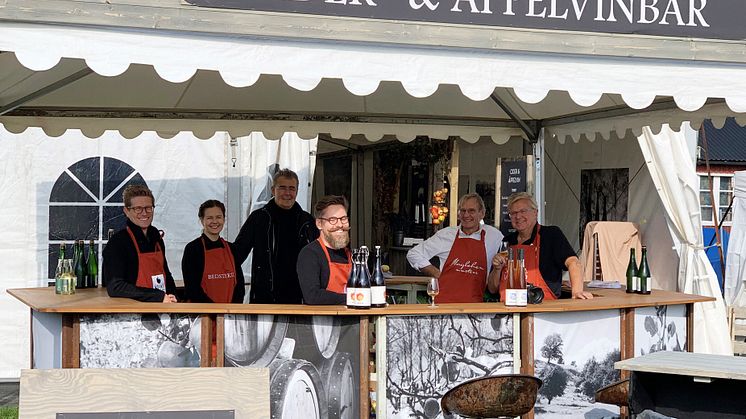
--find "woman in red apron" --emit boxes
[496,192,593,300]
[182,200,245,304]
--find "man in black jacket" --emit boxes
[234,169,318,304]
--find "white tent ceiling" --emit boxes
[2,22,746,143]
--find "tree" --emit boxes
[539,364,568,404]
[541,333,564,365]
[576,349,621,399]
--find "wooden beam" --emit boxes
[687,303,695,352]
[520,313,534,419]
[359,316,370,419]
[61,314,79,368]
[216,314,225,367]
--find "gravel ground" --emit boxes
[0,383,18,406]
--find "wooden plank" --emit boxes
[60,314,79,368]
[199,313,213,368]
[615,351,746,381]
[619,308,634,419]
[7,287,716,315]
[520,313,534,419]
[19,367,270,418]
[449,140,459,226]
[359,316,370,419]
[734,341,746,355]
[2,0,746,64]
[686,303,694,352]
[733,324,746,336]
[216,313,225,368]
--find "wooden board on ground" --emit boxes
[615,351,746,381]
[19,367,269,419]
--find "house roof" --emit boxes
[699,118,746,164]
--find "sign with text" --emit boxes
[499,157,527,236]
[186,0,745,41]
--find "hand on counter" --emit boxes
[572,290,594,299]
[163,294,178,303]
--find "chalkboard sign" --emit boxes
[498,158,527,235]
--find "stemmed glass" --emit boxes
[427,277,440,308]
[498,241,509,258]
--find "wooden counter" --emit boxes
[8,286,715,419]
[7,286,713,315]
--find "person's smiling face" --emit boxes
[201,206,225,239]
[458,197,485,234]
[124,196,155,232]
[509,198,538,236]
[272,176,298,210]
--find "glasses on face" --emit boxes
[508,208,533,218]
[128,205,155,214]
[319,216,349,225]
[275,185,297,193]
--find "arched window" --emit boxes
[47,157,147,278]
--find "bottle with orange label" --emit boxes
[346,248,360,309]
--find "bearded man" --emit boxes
[297,195,353,305]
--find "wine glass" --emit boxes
[427,277,439,308]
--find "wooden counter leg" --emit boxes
[686,303,694,352]
[29,309,34,369]
[359,316,370,419]
[520,313,534,419]
[61,314,79,368]
[619,308,635,419]
[215,314,225,367]
[200,314,214,368]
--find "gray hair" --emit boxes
[272,168,299,188]
[507,192,538,211]
[458,193,485,212]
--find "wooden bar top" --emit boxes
[8,286,713,315]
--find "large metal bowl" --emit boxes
[441,374,542,418]
[595,379,629,407]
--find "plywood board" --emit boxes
[19,367,269,418]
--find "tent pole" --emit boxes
[0,68,93,116]
[489,93,539,143]
[700,125,727,288]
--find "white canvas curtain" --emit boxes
[637,124,732,355]
[725,171,746,307]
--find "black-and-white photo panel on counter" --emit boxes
[386,314,514,419]
[533,310,621,419]
[224,314,360,419]
[79,313,202,368]
[634,305,687,355]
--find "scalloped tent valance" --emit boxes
[1,22,746,142]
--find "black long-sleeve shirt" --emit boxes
[297,240,348,305]
[102,220,177,302]
[181,234,245,303]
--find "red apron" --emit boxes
[127,226,167,291]
[499,225,556,302]
[200,237,238,303]
[318,238,352,294]
[438,229,488,303]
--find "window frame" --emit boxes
[698,173,734,227]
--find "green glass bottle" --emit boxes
[638,246,651,295]
[74,240,85,289]
[87,240,98,288]
[625,248,637,294]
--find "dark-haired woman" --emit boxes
[181,200,245,303]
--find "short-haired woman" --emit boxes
[181,200,245,303]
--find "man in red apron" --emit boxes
[407,194,504,303]
[495,192,593,300]
[297,195,352,305]
[103,185,178,303]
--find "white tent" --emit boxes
[0,16,741,377]
[725,171,746,307]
